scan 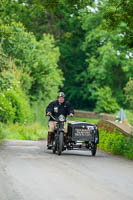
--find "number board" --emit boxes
[74,128,91,137]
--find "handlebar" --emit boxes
[49,114,56,121]
[46,113,73,122]
[46,113,56,121]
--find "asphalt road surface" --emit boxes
[0,140,133,200]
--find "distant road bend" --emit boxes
[0,140,133,200]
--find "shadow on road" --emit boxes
[45,149,105,158]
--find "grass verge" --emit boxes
[2,122,48,140]
[68,116,99,124]
[0,116,99,141]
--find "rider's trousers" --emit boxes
[48,121,67,133]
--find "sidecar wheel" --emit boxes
[91,143,97,156]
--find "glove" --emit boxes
[69,113,74,117]
[46,112,51,116]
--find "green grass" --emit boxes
[68,116,99,124]
[2,122,48,140]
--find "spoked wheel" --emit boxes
[57,131,64,156]
[91,143,97,156]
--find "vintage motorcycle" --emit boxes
[47,114,99,156]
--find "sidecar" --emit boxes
[66,121,99,156]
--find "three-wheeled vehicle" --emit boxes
[47,114,99,156]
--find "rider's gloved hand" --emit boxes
[47,112,51,116]
[69,113,74,117]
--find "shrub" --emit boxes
[125,110,133,126]
[98,129,133,159]
[95,86,120,113]
[123,137,133,159]
[0,93,15,122]
[4,88,32,124]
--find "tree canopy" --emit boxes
[0,0,133,116]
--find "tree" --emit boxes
[101,0,133,47]
[0,0,95,109]
[0,44,32,123]
[124,78,133,110]
[0,23,63,103]
[80,8,133,108]
[2,0,133,111]
[95,86,120,113]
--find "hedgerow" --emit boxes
[98,129,133,159]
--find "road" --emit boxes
[0,140,133,200]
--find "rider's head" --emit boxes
[58,92,65,103]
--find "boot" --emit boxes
[47,132,53,149]
[51,132,55,142]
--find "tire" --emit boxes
[91,143,97,156]
[57,131,64,156]
[53,147,56,154]
[52,133,56,154]
[52,142,56,154]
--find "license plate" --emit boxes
[74,128,91,137]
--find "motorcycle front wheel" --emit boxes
[57,131,64,156]
[52,140,56,154]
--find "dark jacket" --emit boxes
[46,100,74,121]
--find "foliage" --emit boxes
[0,123,4,140]
[80,9,133,108]
[0,45,20,91]
[0,48,25,92]
[0,45,10,72]
[31,101,49,125]
[2,122,48,140]
[124,78,133,110]
[0,22,63,103]
[0,44,32,124]
[98,129,133,160]
[0,0,94,39]
[95,86,120,113]
[0,92,15,123]
[125,110,133,126]
[0,88,32,123]
[1,0,133,113]
[0,0,89,109]
[101,0,133,47]
[4,88,32,123]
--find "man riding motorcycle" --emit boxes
[46,92,74,149]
